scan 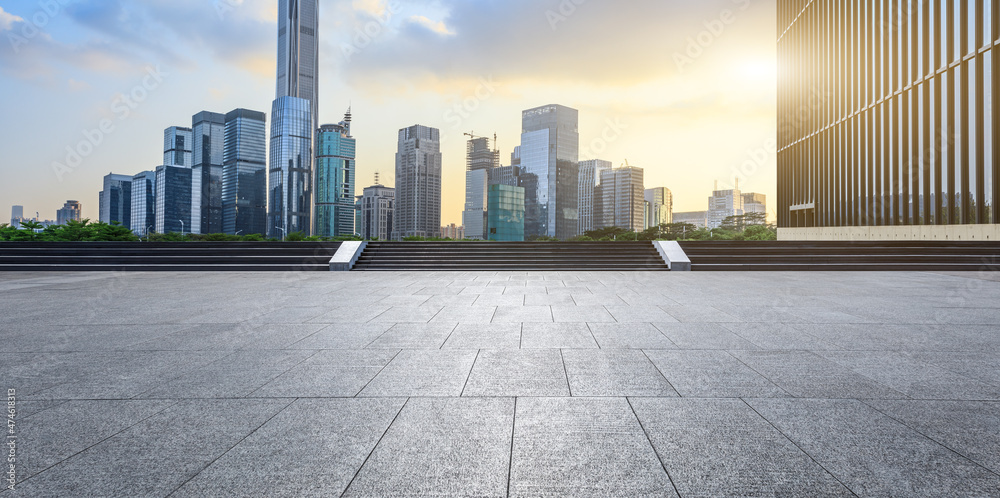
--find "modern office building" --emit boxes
[579,159,613,233]
[487,184,526,242]
[10,206,23,226]
[441,224,464,240]
[674,211,709,229]
[708,182,744,229]
[489,165,521,187]
[56,200,82,226]
[394,125,442,239]
[221,109,267,236]
[519,104,580,239]
[359,182,395,240]
[596,166,645,231]
[163,126,193,167]
[268,96,313,238]
[191,111,226,235]
[130,171,156,236]
[462,136,498,241]
[314,110,357,238]
[778,1,1000,239]
[743,192,767,219]
[99,173,132,228]
[276,0,319,137]
[154,165,192,234]
[644,187,673,229]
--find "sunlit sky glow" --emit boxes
[0,0,777,226]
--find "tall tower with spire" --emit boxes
[276,0,319,131]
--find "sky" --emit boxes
[0,0,778,226]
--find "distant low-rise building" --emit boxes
[441,224,464,240]
[359,181,395,241]
[674,211,709,229]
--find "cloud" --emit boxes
[406,15,455,36]
[0,6,22,31]
[67,78,91,92]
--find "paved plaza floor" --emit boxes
[2,270,1000,497]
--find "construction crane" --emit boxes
[463,131,498,148]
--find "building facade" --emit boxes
[520,104,580,239]
[644,187,673,229]
[99,173,132,228]
[394,125,442,239]
[154,165,192,234]
[222,109,267,236]
[579,159,613,233]
[130,171,157,236]
[674,211,709,229]
[708,183,744,229]
[277,0,319,136]
[359,183,394,240]
[778,1,999,239]
[56,200,82,226]
[269,96,313,237]
[314,111,357,238]
[742,192,767,219]
[441,224,464,240]
[596,166,645,231]
[489,165,521,187]
[487,184,525,242]
[191,111,226,235]
[163,126,193,167]
[463,168,489,240]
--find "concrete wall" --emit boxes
[779,225,1000,242]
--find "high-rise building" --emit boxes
[99,173,132,228]
[394,125,442,239]
[644,187,673,229]
[579,159,613,233]
[130,171,156,236]
[155,165,192,234]
[708,181,744,229]
[359,181,395,240]
[314,110,356,238]
[519,104,580,239]
[487,184,525,242]
[163,127,193,167]
[441,224,464,240]
[489,165,521,187]
[191,111,226,235]
[596,166,645,231]
[778,1,999,239]
[222,108,267,236]
[276,0,319,136]
[56,200,82,226]
[10,205,23,225]
[268,96,313,237]
[742,192,767,220]
[462,136,499,241]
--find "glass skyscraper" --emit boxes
[155,165,192,234]
[130,171,156,237]
[644,187,673,229]
[163,126,192,167]
[520,104,580,240]
[192,111,226,235]
[222,108,267,236]
[99,173,132,229]
[487,184,525,242]
[778,1,998,237]
[269,96,313,237]
[578,159,612,233]
[314,110,356,238]
[394,125,442,239]
[277,0,319,136]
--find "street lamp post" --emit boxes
[146,225,153,242]
[275,226,286,242]
[179,220,184,237]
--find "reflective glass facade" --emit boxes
[487,184,526,242]
[778,0,998,228]
[578,159,613,233]
[269,96,313,237]
[99,173,132,229]
[154,165,192,234]
[163,127,192,167]
[520,104,580,239]
[222,109,267,236]
[130,171,156,236]
[277,0,319,135]
[644,187,673,228]
[314,115,357,237]
[192,111,226,235]
[394,125,442,239]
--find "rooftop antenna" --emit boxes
[374,170,380,186]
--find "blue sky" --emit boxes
[0,0,777,224]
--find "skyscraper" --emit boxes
[192,111,226,235]
[163,127,193,167]
[130,171,156,236]
[155,165,192,234]
[520,104,580,239]
[222,108,268,236]
[99,173,132,228]
[463,136,500,240]
[742,192,767,220]
[644,187,673,229]
[56,200,82,226]
[359,180,395,241]
[778,1,999,239]
[276,0,319,134]
[578,159,613,233]
[10,206,23,226]
[487,184,525,242]
[314,110,356,238]
[394,125,442,239]
[269,97,313,237]
[596,166,644,231]
[708,181,744,229]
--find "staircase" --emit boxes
[679,241,1000,271]
[0,242,342,271]
[352,242,669,271]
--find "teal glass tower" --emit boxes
[487,184,525,242]
[314,109,356,237]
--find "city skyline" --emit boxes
[0,0,778,226]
